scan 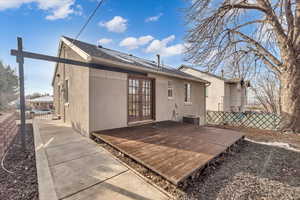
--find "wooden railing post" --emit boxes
[16,37,26,150]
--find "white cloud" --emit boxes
[145,35,185,57]
[99,16,128,33]
[0,0,81,20]
[145,13,163,22]
[98,38,112,45]
[119,35,154,50]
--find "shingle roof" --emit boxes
[178,65,249,84]
[62,36,209,83]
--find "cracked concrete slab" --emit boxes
[64,171,168,200]
[51,152,128,199]
[46,140,104,166]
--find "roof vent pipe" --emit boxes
[157,54,160,68]
[221,69,224,79]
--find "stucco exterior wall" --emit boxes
[89,70,206,132]
[53,44,90,136]
[228,84,247,112]
[180,68,225,111]
[89,68,127,132]
[148,73,206,125]
[223,84,231,111]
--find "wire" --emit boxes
[1,145,14,174]
[57,0,105,71]
[71,0,105,44]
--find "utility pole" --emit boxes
[16,37,26,150]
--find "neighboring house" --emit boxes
[52,36,209,136]
[178,65,250,112]
[28,96,53,110]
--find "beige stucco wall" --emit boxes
[223,84,231,111]
[180,67,249,112]
[53,44,90,136]
[89,68,128,132]
[89,70,206,132]
[228,84,247,112]
[149,73,206,125]
[180,68,225,111]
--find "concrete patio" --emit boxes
[34,119,169,200]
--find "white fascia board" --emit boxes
[61,37,92,61]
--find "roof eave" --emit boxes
[51,37,93,86]
[178,65,226,82]
[90,56,209,84]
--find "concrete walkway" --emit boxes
[34,120,169,200]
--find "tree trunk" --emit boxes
[280,61,300,133]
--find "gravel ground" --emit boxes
[93,130,300,200]
[181,140,300,200]
[0,124,38,200]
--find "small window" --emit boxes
[184,83,191,103]
[168,81,173,99]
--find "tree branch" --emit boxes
[229,30,283,67]
[257,0,288,45]
[221,2,267,13]
[285,0,294,41]
[294,0,300,47]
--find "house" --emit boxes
[52,36,209,136]
[178,65,250,112]
[28,96,53,110]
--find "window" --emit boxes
[168,81,173,99]
[64,79,69,103]
[184,83,191,103]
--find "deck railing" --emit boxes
[206,111,281,130]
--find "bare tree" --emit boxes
[251,72,281,114]
[185,0,300,133]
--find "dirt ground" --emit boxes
[0,124,38,200]
[212,125,300,149]
[93,126,300,200]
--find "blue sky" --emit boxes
[0,0,191,95]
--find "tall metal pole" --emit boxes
[17,37,26,150]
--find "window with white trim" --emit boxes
[168,81,173,99]
[184,83,191,103]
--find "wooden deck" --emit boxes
[92,121,245,185]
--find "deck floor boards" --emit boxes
[93,121,244,185]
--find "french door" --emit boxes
[128,76,154,122]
